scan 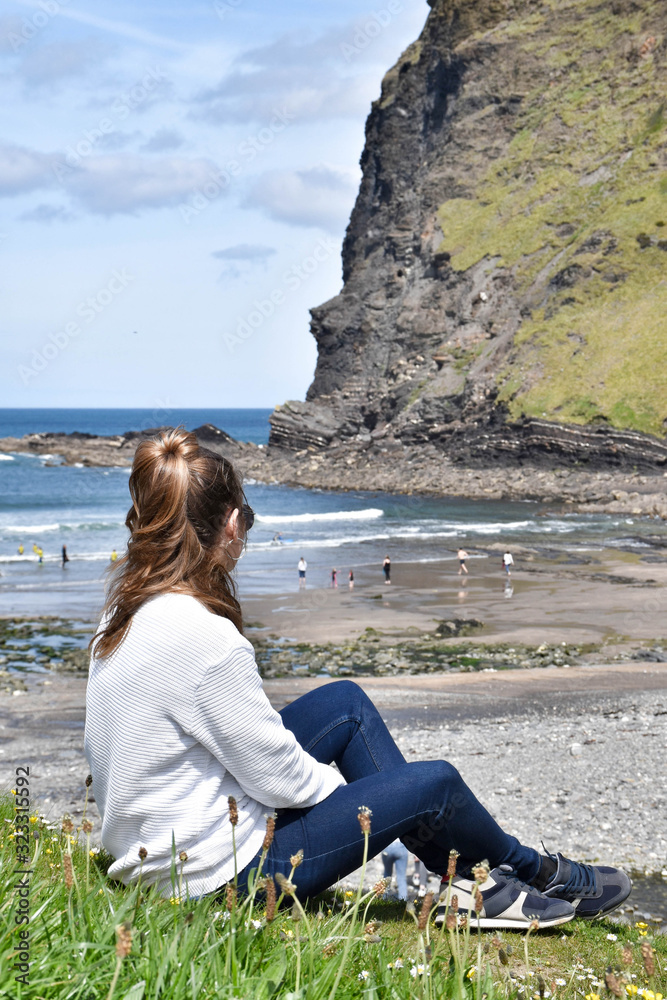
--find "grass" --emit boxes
[433,0,667,438]
[1,792,665,999]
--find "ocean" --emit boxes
[0,408,273,445]
[0,408,663,617]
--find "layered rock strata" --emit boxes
[2,426,666,519]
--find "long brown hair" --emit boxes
[91,427,245,658]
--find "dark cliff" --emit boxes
[270,0,667,470]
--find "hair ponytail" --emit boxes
[92,428,245,658]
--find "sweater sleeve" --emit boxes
[190,643,345,809]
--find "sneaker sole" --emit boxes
[574,892,633,919]
[435,911,575,930]
[564,880,633,920]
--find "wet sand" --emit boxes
[242,547,667,653]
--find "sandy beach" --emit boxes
[242,546,667,655]
[1,538,666,923]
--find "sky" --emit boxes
[0,0,428,409]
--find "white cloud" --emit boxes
[0,139,227,215]
[245,165,358,232]
[0,141,55,196]
[212,243,277,283]
[19,39,107,89]
[65,153,225,214]
[9,0,189,52]
[140,128,185,153]
[18,202,74,223]
[96,130,144,152]
[191,19,406,125]
[212,244,276,262]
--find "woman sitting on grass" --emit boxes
[84,429,631,929]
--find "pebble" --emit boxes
[338,688,667,898]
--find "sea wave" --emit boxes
[0,550,119,564]
[256,508,384,524]
[2,523,60,534]
[1,520,125,535]
[0,454,14,461]
[59,521,125,532]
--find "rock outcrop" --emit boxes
[270,0,667,470]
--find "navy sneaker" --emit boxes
[538,851,632,918]
[435,865,575,929]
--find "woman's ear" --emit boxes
[224,508,240,541]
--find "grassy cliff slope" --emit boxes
[437,0,667,437]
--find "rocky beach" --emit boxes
[3,658,665,928]
[1,425,666,520]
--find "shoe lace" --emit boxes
[553,858,597,897]
[497,865,543,896]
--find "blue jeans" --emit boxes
[382,839,409,900]
[236,680,539,901]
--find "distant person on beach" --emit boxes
[32,543,39,556]
[412,856,432,898]
[17,543,24,555]
[348,569,354,590]
[37,546,44,564]
[457,548,469,575]
[331,568,337,588]
[503,550,514,576]
[382,839,409,901]
[61,544,69,569]
[85,427,632,928]
[110,549,118,563]
[272,533,283,544]
[382,554,391,585]
[297,556,307,587]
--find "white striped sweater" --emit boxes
[84,593,345,897]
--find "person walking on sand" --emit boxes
[503,550,514,576]
[61,544,70,569]
[331,568,337,588]
[382,554,391,585]
[84,428,631,929]
[348,569,354,590]
[457,548,469,575]
[297,556,307,588]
